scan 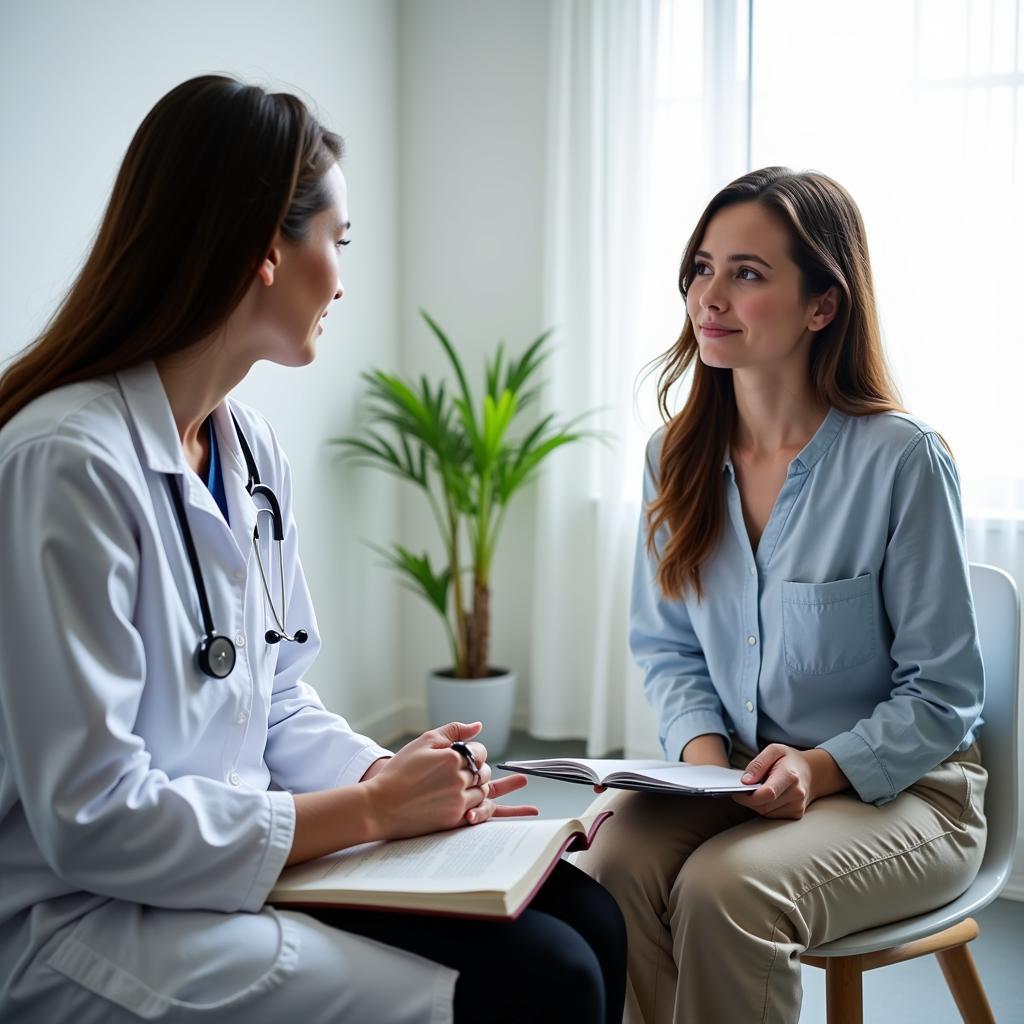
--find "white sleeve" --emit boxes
[261,436,392,792]
[0,436,294,912]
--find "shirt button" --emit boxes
[745,700,754,712]
[747,635,757,646]
[236,710,249,725]
[228,770,241,786]
[235,633,246,648]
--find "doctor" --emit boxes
[0,75,626,1023]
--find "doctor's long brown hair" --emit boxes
[649,167,903,601]
[0,75,342,429]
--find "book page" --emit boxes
[500,758,669,780]
[500,758,755,791]
[608,763,755,790]
[569,759,671,778]
[273,816,584,898]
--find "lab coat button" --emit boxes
[236,710,249,724]
[748,565,756,576]
[228,770,241,786]
[234,569,246,583]
[235,633,246,648]
[747,635,757,646]
[745,700,754,712]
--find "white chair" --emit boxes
[800,563,1021,1023]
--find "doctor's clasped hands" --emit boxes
[286,721,538,867]
[361,721,538,837]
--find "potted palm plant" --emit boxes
[331,311,594,757]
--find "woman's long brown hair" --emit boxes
[649,167,903,601]
[0,75,342,429]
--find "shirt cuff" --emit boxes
[818,731,896,805]
[662,709,730,762]
[240,789,296,913]
[335,740,394,788]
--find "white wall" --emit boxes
[0,0,404,732]
[394,0,553,732]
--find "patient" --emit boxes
[574,166,987,1024]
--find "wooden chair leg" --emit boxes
[824,956,863,1024]
[935,942,996,1024]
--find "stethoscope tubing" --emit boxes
[165,413,307,678]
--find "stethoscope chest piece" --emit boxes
[198,632,237,679]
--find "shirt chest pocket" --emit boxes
[781,573,876,675]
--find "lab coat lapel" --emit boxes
[116,362,188,476]
[117,362,254,560]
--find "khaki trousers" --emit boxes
[572,742,987,1024]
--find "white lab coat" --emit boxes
[0,363,457,1022]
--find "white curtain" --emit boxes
[530,0,662,756]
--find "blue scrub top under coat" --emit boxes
[206,414,230,524]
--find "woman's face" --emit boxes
[250,163,349,367]
[685,200,833,372]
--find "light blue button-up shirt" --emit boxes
[631,408,983,805]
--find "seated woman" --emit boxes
[574,166,986,1024]
[0,75,625,1024]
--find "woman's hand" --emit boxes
[732,743,848,819]
[364,721,537,840]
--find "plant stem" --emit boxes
[484,502,509,578]
[475,470,493,579]
[424,482,451,560]
[446,499,467,677]
[468,579,490,678]
[426,475,461,667]
[467,469,494,675]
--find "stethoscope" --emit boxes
[164,413,307,679]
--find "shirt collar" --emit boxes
[790,406,848,474]
[722,406,848,477]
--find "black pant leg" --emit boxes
[529,860,627,1024]
[305,859,623,1024]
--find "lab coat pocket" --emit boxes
[781,573,875,675]
[46,900,300,1019]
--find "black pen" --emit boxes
[451,740,481,781]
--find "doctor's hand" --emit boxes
[732,743,849,819]
[365,721,536,841]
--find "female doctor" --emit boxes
[0,75,626,1024]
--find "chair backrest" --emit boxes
[969,562,1022,890]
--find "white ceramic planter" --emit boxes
[425,667,517,760]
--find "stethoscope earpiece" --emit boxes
[166,414,309,680]
[265,628,308,645]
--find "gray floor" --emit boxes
[395,729,1024,1023]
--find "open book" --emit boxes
[496,758,759,795]
[269,811,610,921]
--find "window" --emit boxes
[634,0,1024,515]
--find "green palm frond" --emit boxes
[329,312,603,675]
